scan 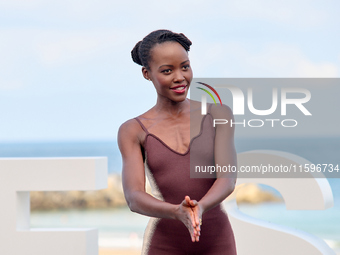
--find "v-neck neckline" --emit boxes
[143,113,209,156]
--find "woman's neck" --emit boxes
[154,97,190,118]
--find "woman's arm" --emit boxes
[190,104,237,222]
[117,119,200,241]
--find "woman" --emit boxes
[118,29,237,255]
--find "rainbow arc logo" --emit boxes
[196,82,223,105]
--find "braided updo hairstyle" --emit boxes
[131,29,192,70]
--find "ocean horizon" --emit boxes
[1,136,339,174]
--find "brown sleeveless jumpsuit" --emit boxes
[134,104,237,255]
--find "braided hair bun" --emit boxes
[131,29,192,69]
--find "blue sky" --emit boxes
[0,0,339,142]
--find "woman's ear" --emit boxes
[142,67,151,81]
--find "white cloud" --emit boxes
[246,43,338,77]
[220,0,328,27]
[0,27,138,69]
[0,0,332,29]
[0,0,44,10]
[295,59,338,77]
[190,42,339,77]
[36,32,102,66]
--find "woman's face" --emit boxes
[143,41,193,103]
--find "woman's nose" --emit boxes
[173,71,185,82]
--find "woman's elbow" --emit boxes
[125,191,140,213]
[126,198,136,212]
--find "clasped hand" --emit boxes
[176,195,203,242]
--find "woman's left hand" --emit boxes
[184,196,203,237]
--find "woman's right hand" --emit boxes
[175,196,201,242]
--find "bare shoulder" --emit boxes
[210,103,235,137]
[210,103,234,120]
[118,118,139,135]
[117,118,143,147]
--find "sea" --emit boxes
[1,137,339,251]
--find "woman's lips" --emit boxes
[170,85,187,94]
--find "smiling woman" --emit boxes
[117,29,237,255]
[142,41,191,103]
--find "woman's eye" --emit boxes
[183,65,190,70]
[162,69,171,74]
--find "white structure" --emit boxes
[0,157,107,255]
[0,152,336,254]
[225,150,335,255]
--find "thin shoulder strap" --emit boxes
[134,117,149,134]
